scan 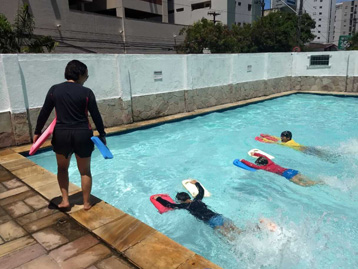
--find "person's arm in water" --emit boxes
[240,159,263,169]
[155,197,186,209]
[192,181,204,201]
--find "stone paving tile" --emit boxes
[0,236,3,244]
[32,227,69,250]
[2,179,24,189]
[0,220,28,241]
[0,149,15,156]
[0,186,30,200]
[0,243,46,269]
[70,201,126,230]
[49,234,99,263]
[177,254,222,269]
[60,244,111,269]
[0,153,26,164]
[23,195,48,210]
[16,207,56,226]
[36,182,81,202]
[86,265,98,269]
[124,232,195,269]
[0,190,35,206]
[53,218,89,242]
[16,254,61,269]
[96,256,136,269]
[0,236,36,257]
[0,183,8,193]
[3,201,33,218]
[0,158,36,172]
[0,168,15,182]
[23,211,68,233]
[0,214,12,225]
[14,168,57,189]
[93,214,156,252]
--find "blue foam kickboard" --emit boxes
[233,159,256,171]
[91,136,113,159]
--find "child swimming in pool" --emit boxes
[258,131,337,162]
[241,153,321,187]
[154,180,277,237]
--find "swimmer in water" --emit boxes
[240,153,322,187]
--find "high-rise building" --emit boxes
[298,0,336,43]
[333,1,358,46]
[169,0,261,26]
[270,0,296,11]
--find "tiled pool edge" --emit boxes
[0,150,221,269]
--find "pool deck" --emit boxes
[1,90,357,269]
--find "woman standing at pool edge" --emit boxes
[33,60,106,210]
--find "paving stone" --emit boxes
[60,244,111,269]
[70,201,125,230]
[23,212,68,233]
[0,186,30,201]
[0,149,15,156]
[32,227,69,250]
[1,158,36,172]
[14,167,57,189]
[124,232,195,269]
[0,190,35,206]
[16,254,61,269]
[0,236,36,257]
[49,234,99,263]
[93,214,155,252]
[0,183,7,193]
[0,236,3,244]
[3,201,33,218]
[0,207,6,216]
[53,218,89,242]
[96,256,135,269]
[36,182,81,201]
[0,214,12,225]
[0,167,15,182]
[177,254,222,269]
[16,207,56,226]
[2,179,24,189]
[0,243,46,269]
[86,266,98,269]
[0,153,25,165]
[0,221,27,241]
[23,195,48,210]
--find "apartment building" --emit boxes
[270,0,296,11]
[333,1,358,46]
[298,0,336,43]
[168,0,261,26]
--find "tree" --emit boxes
[177,18,237,54]
[177,12,316,53]
[347,33,358,50]
[0,4,57,53]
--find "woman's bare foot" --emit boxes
[58,201,70,208]
[83,203,92,210]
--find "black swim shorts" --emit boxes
[52,129,94,158]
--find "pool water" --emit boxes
[29,94,358,268]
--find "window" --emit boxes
[319,12,322,15]
[318,31,321,33]
[176,8,184,12]
[191,1,211,11]
[317,37,321,39]
[319,18,321,21]
[309,55,330,67]
[320,0,323,2]
[319,6,322,8]
[318,24,321,27]
[238,2,241,6]
[248,4,251,11]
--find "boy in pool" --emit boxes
[260,131,337,162]
[241,153,320,187]
[154,180,277,237]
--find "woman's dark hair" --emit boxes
[176,192,190,202]
[281,130,292,140]
[65,60,87,81]
[255,156,268,166]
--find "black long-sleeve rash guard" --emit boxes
[156,182,219,223]
[34,82,106,136]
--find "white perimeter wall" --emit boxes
[1,51,358,114]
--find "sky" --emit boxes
[264,0,351,9]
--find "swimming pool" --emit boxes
[29,94,358,268]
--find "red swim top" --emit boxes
[241,153,287,176]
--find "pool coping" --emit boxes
[3,89,358,268]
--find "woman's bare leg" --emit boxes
[56,154,71,208]
[75,155,92,210]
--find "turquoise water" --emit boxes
[29,94,358,268]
